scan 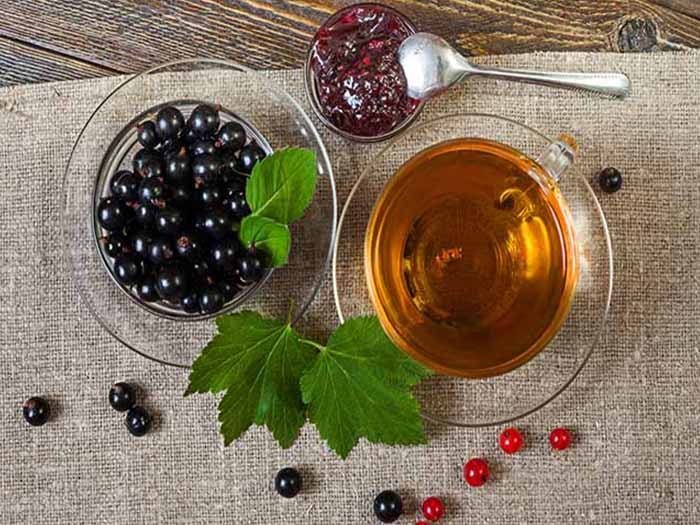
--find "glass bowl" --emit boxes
[63,59,337,368]
[332,113,612,427]
[303,2,425,143]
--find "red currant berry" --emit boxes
[464,458,489,487]
[421,497,445,522]
[549,427,572,450]
[499,427,524,454]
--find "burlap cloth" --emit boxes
[1,51,699,524]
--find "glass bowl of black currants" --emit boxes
[63,59,337,367]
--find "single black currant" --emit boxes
[134,204,157,230]
[191,259,213,282]
[225,190,251,218]
[192,153,222,185]
[373,490,403,523]
[110,169,133,194]
[140,157,165,179]
[125,406,152,437]
[197,207,232,240]
[98,197,129,232]
[155,106,185,140]
[219,150,238,176]
[108,382,136,412]
[223,174,247,195]
[164,147,191,184]
[137,276,159,303]
[188,104,220,138]
[598,167,623,193]
[216,121,246,151]
[237,254,264,285]
[147,237,175,264]
[155,264,189,301]
[23,397,50,426]
[112,171,141,202]
[103,233,127,257]
[180,291,199,313]
[218,280,238,302]
[137,121,160,149]
[274,467,302,498]
[210,237,239,271]
[171,184,193,205]
[175,233,203,261]
[198,285,224,314]
[195,184,223,208]
[113,253,142,285]
[161,138,184,157]
[237,143,266,173]
[190,139,217,157]
[155,207,185,237]
[138,176,166,206]
[130,231,152,257]
[132,148,161,174]
[182,127,198,145]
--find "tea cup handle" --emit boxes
[536,134,578,182]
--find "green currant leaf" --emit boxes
[239,215,291,267]
[300,316,433,459]
[186,311,315,448]
[246,147,317,224]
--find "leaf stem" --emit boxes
[300,338,326,353]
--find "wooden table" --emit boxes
[1,0,699,87]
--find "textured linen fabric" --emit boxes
[1,51,699,524]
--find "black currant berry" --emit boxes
[219,280,239,302]
[155,106,185,140]
[103,233,127,257]
[98,197,129,232]
[134,204,157,230]
[211,237,240,271]
[191,259,213,282]
[133,148,161,174]
[140,157,165,179]
[147,237,175,264]
[113,253,142,285]
[181,292,199,313]
[192,153,222,185]
[188,104,220,138]
[137,121,160,150]
[373,490,403,523]
[155,264,189,301]
[190,139,217,157]
[217,121,246,151]
[137,276,159,303]
[182,127,198,145]
[164,147,191,184]
[197,208,232,240]
[237,254,264,285]
[274,467,302,498]
[175,233,203,261]
[219,150,238,177]
[171,184,193,205]
[108,382,136,412]
[130,231,152,257]
[237,143,266,173]
[598,167,623,193]
[112,171,141,203]
[225,190,251,218]
[198,285,224,314]
[23,397,50,426]
[223,174,247,195]
[155,207,185,237]
[138,176,166,206]
[125,406,152,437]
[195,184,223,208]
[110,170,133,194]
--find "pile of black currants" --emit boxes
[97,103,268,315]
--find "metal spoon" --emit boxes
[398,33,630,100]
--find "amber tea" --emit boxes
[365,138,578,378]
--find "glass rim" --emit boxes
[62,57,338,369]
[331,111,614,427]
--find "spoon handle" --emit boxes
[469,65,630,98]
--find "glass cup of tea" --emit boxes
[333,113,612,426]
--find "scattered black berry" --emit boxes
[112,171,141,202]
[171,184,193,205]
[137,276,159,302]
[133,148,161,174]
[195,184,223,208]
[192,153,222,185]
[225,190,251,218]
[108,382,136,412]
[147,237,175,264]
[156,207,185,237]
[197,207,232,239]
[175,233,203,261]
[190,139,217,157]
[113,253,142,286]
[191,259,213,282]
[275,467,302,498]
[130,231,152,257]
[237,143,266,173]
[134,204,157,230]
[198,285,224,314]
[188,104,220,138]
[181,291,199,313]
[137,121,160,150]
[219,280,238,302]
[237,254,264,285]
[155,264,189,301]
[103,233,127,257]
[140,157,165,179]
[164,148,191,184]
[125,406,152,437]
[138,176,166,206]
[373,490,403,523]
[110,169,133,194]
[219,150,239,176]
[182,127,198,145]
[598,167,623,193]
[98,197,129,232]
[211,237,240,271]
[217,121,246,151]
[23,397,50,426]
[155,106,185,140]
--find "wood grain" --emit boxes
[0,0,698,87]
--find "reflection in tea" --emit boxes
[365,138,578,378]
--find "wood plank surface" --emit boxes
[0,0,698,87]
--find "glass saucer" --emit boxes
[332,113,612,427]
[63,59,337,368]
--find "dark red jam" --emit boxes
[309,4,420,138]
